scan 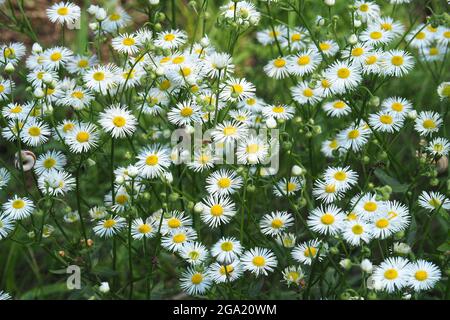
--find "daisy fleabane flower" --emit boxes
[418,191,450,212]
[179,242,209,265]
[0,213,15,240]
[241,247,278,277]
[427,137,450,157]
[211,237,243,264]
[307,205,345,235]
[206,169,243,196]
[46,2,80,25]
[180,267,212,296]
[414,111,442,136]
[112,33,141,55]
[83,64,119,93]
[65,123,99,153]
[155,29,188,49]
[136,144,172,179]
[264,57,290,79]
[260,211,294,237]
[200,195,236,228]
[131,218,156,240]
[372,257,410,293]
[407,260,441,292]
[381,50,414,77]
[94,216,126,238]
[3,196,35,220]
[99,105,137,139]
[324,61,362,94]
[292,239,326,265]
[324,166,358,191]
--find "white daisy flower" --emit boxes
[352,193,384,220]
[291,82,321,105]
[380,50,414,77]
[179,242,209,265]
[427,137,450,157]
[260,211,294,237]
[324,61,362,94]
[0,78,13,101]
[3,196,35,220]
[354,1,380,23]
[273,177,303,197]
[418,191,450,212]
[38,170,75,196]
[381,97,413,119]
[221,77,255,102]
[20,119,51,147]
[322,100,351,118]
[236,135,269,164]
[93,216,126,238]
[282,265,305,287]
[83,64,119,93]
[65,122,99,153]
[66,54,97,74]
[201,194,236,228]
[211,237,243,264]
[46,1,80,25]
[136,144,171,179]
[414,111,442,136]
[360,27,394,46]
[280,27,309,51]
[287,48,322,76]
[0,213,15,240]
[241,247,278,277]
[262,104,295,120]
[256,25,286,46]
[372,257,410,293]
[0,168,11,190]
[206,169,243,196]
[161,227,197,252]
[99,105,137,139]
[312,179,345,204]
[155,29,188,49]
[342,219,373,246]
[407,260,441,292]
[318,40,339,57]
[180,267,212,296]
[160,210,192,235]
[307,205,345,235]
[131,218,156,240]
[324,166,358,192]
[337,122,371,152]
[167,100,202,127]
[264,57,290,79]
[102,7,132,32]
[112,33,141,54]
[208,260,243,283]
[42,46,73,70]
[292,239,326,265]
[369,111,404,133]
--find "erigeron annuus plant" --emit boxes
[0,0,448,300]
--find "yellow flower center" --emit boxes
[319,42,331,51]
[423,119,436,129]
[297,55,310,66]
[273,58,286,68]
[115,194,128,205]
[359,4,369,12]
[246,98,256,105]
[57,7,69,16]
[0,84,4,93]
[180,107,193,117]
[217,177,231,188]
[93,72,105,81]
[291,33,301,41]
[159,79,171,90]
[76,131,90,143]
[246,143,259,154]
[348,129,360,139]
[352,224,364,235]
[43,158,56,169]
[210,204,224,217]
[428,198,441,208]
[71,91,84,100]
[103,219,116,228]
[329,139,338,149]
[113,116,126,127]
[231,84,243,94]
[415,270,428,281]
[381,23,392,31]
[380,114,393,124]
[352,47,364,56]
[287,182,297,192]
[63,123,74,132]
[433,144,444,152]
[375,218,389,229]
[109,13,121,21]
[221,241,233,251]
[271,218,284,229]
[325,184,336,193]
[391,102,403,112]
[10,104,22,113]
[321,213,335,225]
[122,37,135,46]
[347,212,357,220]
[172,56,185,64]
[181,67,191,76]
[416,32,426,40]
[252,256,266,267]
[164,33,175,41]
[337,68,350,79]
[223,126,237,136]
[321,79,331,88]
[145,155,159,166]
[173,233,186,243]
[219,265,234,275]
[391,56,404,66]
[364,201,378,212]
[334,171,347,181]
[384,269,398,280]
[333,101,345,109]
[366,55,377,65]
[138,224,152,234]
[272,105,285,113]
[429,47,439,56]
[4,47,14,58]
[191,273,203,284]
[28,126,41,137]
[12,199,25,209]
[303,88,313,97]
[370,31,382,40]
[304,247,317,257]
[167,218,181,228]
[78,59,88,68]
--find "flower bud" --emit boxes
[99,282,110,293]
[360,259,373,273]
[32,43,43,53]
[149,0,160,5]
[291,165,304,176]
[348,34,358,45]
[96,8,107,21]
[266,117,277,129]
[5,62,15,74]
[324,0,335,6]
[340,258,352,270]
[194,202,204,213]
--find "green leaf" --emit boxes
[437,241,450,252]
[373,169,408,192]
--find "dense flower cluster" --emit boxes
[0,0,448,300]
